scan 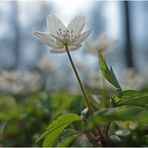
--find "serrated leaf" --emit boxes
[87,106,148,130]
[56,129,81,147]
[36,113,82,147]
[98,52,122,90]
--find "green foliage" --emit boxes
[87,106,148,130]
[36,113,82,147]
[0,113,8,121]
[0,92,50,146]
[33,53,148,147]
[117,91,148,107]
[0,50,148,147]
[49,92,83,117]
[0,95,16,111]
[112,90,148,107]
[0,91,83,146]
[98,52,122,90]
[56,129,81,147]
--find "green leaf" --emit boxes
[87,106,148,130]
[56,129,81,147]
[112,90,148,107]
[121,90,141,97]
[36,113,82,147]
[98,52,122,90]
[43,123,69,147]
[0,112,8,120]
[0,121,8,133]
[53,95,76,117]
[0,95,16,110]
[117,96,148,107]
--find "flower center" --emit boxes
[52,28,77,46]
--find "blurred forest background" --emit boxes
[0,1,148,94]
[0,1,148,147]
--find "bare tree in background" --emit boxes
[123,1,134,68]
[89,2,106,38]
[35,2,53,60]
[12,1,53,70]
[10,1,20,69]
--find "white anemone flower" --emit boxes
[33,15,90,53]
[85,32,118,55]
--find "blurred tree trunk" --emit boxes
[11,1,20,69]
[90,2,106,39]
[36,2,51,59]
[124,1,134,68]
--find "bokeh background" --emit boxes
[0,1,148,146]
[0,0,148,93]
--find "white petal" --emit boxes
[76,30,91,44]
[95,32,107,42]
[50,48,66,54]
[85,38,96,52]
[69,44,81,51]
[32,32,58,48]
[50,45,81,54]
[95,32,107,47]
[67,15,85,36]
[106,40,118,51]
[47,15,66,34]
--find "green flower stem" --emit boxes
[65,45,91,110]
[65,45,107,146]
